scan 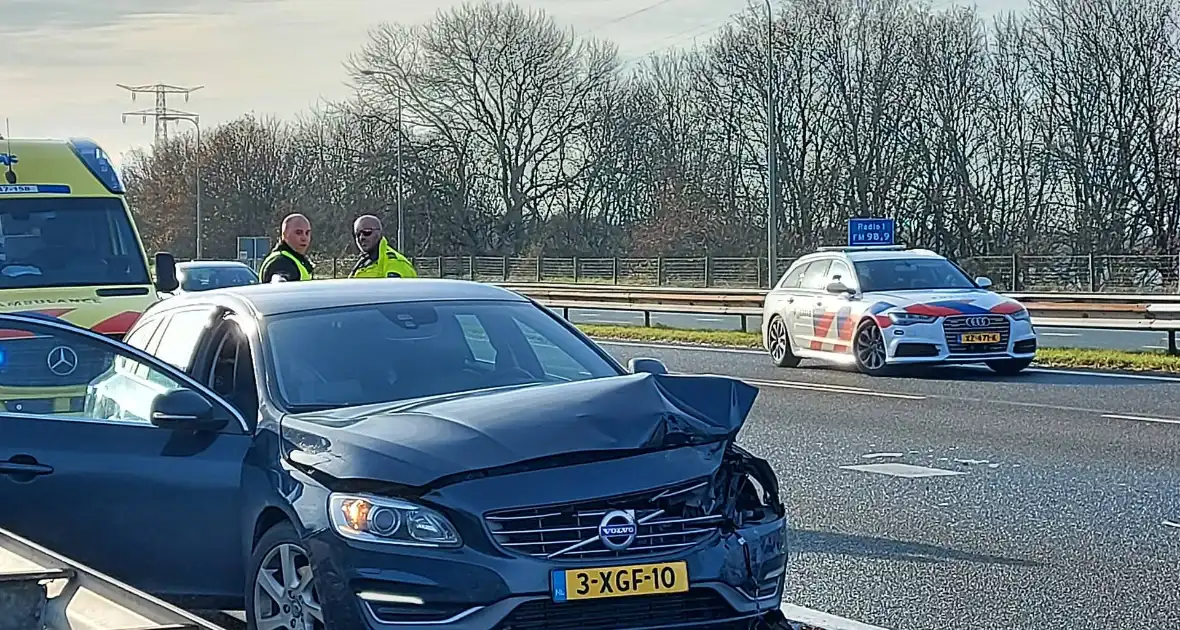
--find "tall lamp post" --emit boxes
[123,111,202,259]
[765,0,778,285]
[359,68,404,252]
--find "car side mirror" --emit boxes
[154,252,179,293]
[975,276,993,289]
[150,388,226,432]
[825,281,852,295]
[628,357,668,375]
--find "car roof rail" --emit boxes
[815,245,908,252]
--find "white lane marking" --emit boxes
[780,604,894,630]
[1040,332,1080,337]
[1163,520,1180,529]
[840,463,966,478]
[741,377,925,400]
[597,338,1180,382]
[1142,345,1167,349]
[1101,413,1180,425]
[862,452,904,459]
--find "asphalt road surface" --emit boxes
[565,307,1175,353]
[602,340,1180,630]
[198,344,1180,630]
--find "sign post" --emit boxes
[847,218,896,247]
[236,236,271,272]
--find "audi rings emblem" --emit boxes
[47,346,79,376]
[964,316,991,328]
[598,510,638,551]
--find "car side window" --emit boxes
[0,316,201,425]
[511,319,594,381]
[777,264,807,289]
[456,314,496,364]
[800,259,832,291]
[152,307,217,373]
[206,319,260,423]
[829,260,854,288]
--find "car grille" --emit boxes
[493,589,744,630]
[484,479,722,561]
[0,336,113,387]
[943,315,1011,355]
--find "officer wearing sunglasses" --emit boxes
[348,214,417,279]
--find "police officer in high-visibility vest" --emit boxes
[349,214,417,279]
[259,213,315,282]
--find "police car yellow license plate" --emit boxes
[960,332,1001,344]
[551,561,688,602]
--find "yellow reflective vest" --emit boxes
[259,247,312,281]
[349,238,418,279]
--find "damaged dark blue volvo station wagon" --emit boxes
[0,279,790,630]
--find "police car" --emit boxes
[761,241,1037,376]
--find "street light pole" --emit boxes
[360,68,405,252]
[166,116,202,259]
[765,0,778,286]
[124,110,201,259]
[397,91,404,252]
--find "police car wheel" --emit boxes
[767,316,800,368]
[985,357,1033,376]
[853,320,890,376]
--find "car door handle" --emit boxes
[0,461,54,476]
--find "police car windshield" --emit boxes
[265,300,623,412]
[0,198,151,289]
[854,257,976,292]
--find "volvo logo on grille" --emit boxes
[598,510,638,551]
[964,316,992,328]
[46,346,79,376]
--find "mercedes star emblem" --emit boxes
[46,345,79,377]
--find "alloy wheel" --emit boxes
[253,543,325,630]
[855,324,887,371]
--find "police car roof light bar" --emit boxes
[816,244,908,252]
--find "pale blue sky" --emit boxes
[1,0,1021,166]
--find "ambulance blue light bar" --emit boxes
[67,137,125,194]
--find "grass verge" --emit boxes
[575,323,1180,374]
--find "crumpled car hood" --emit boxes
[281,372,759,489]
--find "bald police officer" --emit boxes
[349,215,417,279]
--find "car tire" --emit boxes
[985,357,1033,376]
[246,521,326,630]
[766,316,800,368]
[852,319,891,376]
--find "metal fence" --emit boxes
[305,254,1180,293]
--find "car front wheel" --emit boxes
[853,320,890,376]
[247,521,325,630]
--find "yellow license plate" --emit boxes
[960,332,1001,344]
[552,561,688,602]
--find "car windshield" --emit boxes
[264,299,622,412]
[854,257,976,292]
[180,266,258,291]
[0,197,151,288]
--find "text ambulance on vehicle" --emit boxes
[761,219,1038,377]
[0,136,179,414]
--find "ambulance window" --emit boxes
[0,197,151,289]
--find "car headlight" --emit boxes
[888,312,937,325]
[1009,309,1030,321]
[328,493,462,548]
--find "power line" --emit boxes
[116,83,204,145]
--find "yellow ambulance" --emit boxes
[0,136,178,414]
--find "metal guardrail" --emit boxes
[495,283,1180,353]
[0,526,228,630]
[298,254,1180,294]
